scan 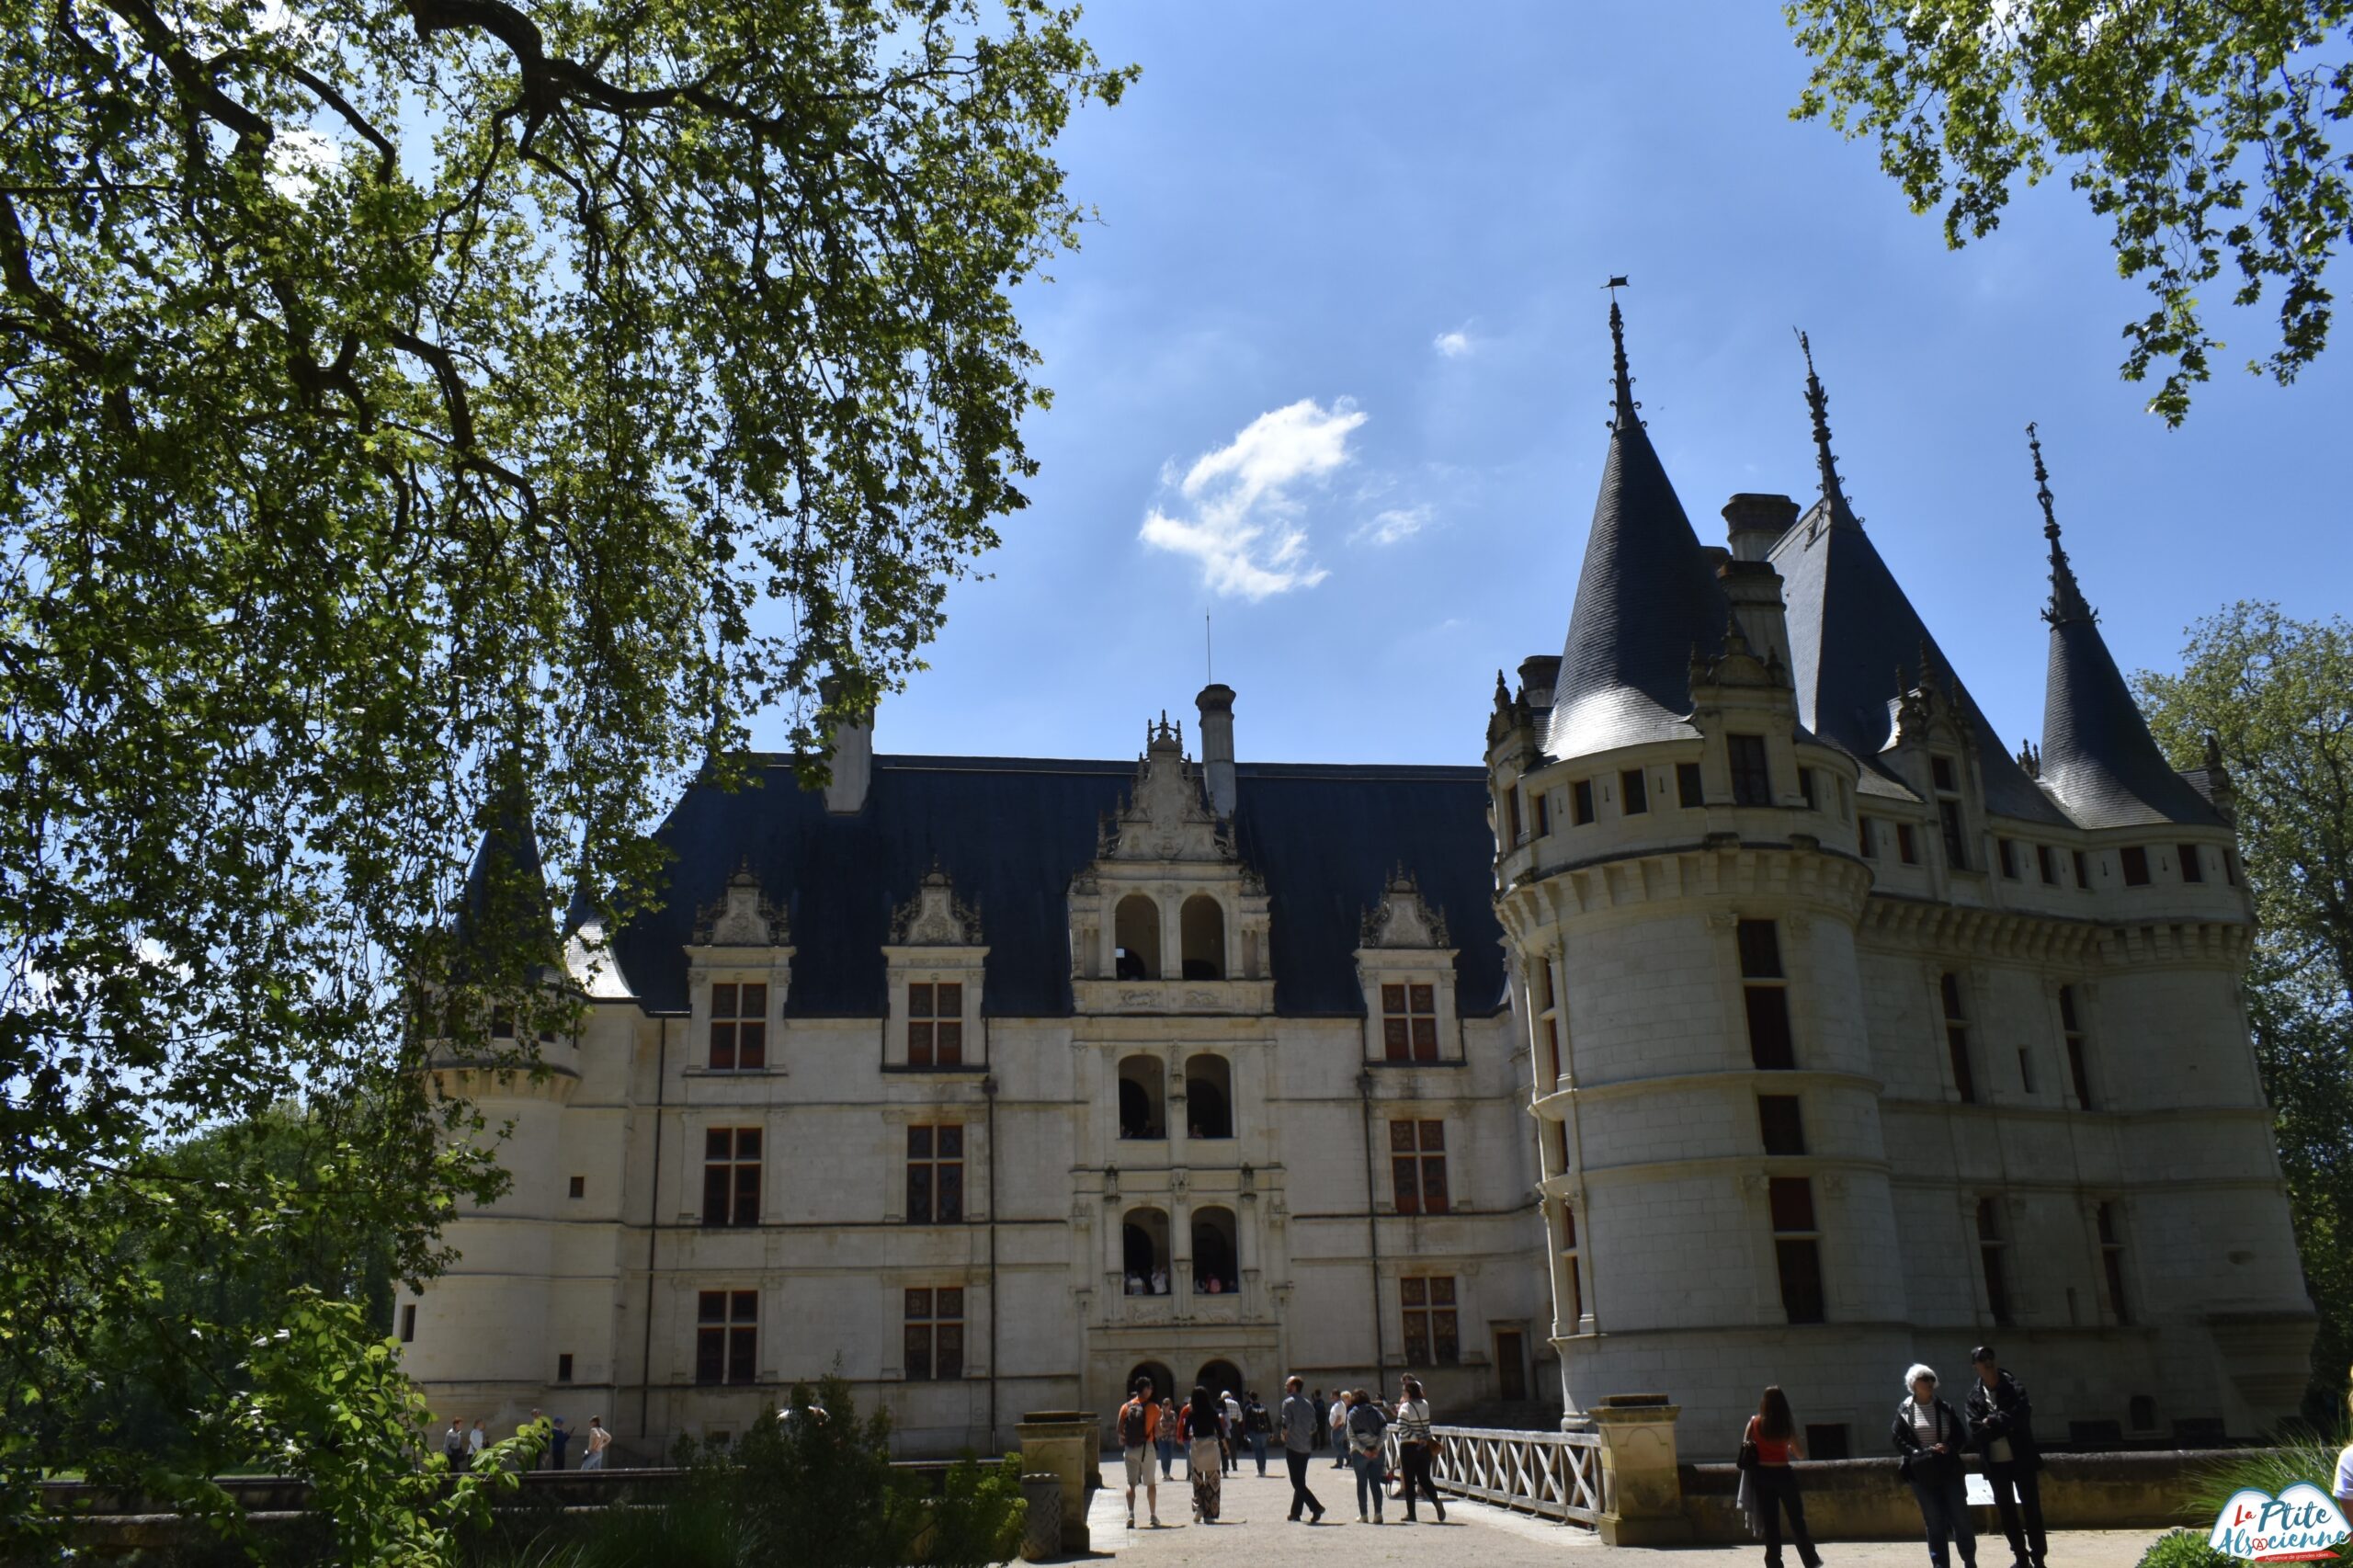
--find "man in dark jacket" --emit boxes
[1966,1346,2045,1568]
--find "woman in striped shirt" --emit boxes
[1393,1375,1446,1523]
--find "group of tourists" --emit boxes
[438,1410,609,1471]
[1116,1372,1448,1528]
[1740,1347,2046,1568]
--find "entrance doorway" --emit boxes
[1495,1329,1527,1402]
[1126,1360,1177,1406]
[1194,1358,1245,1400]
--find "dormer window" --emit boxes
[710,983,767,1071]
[1381,983,1439,1062]
[907,983,963,1067]
[1729,734,1771,806]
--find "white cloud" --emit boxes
[1432,327,1472,358]
[1353,505,1434,546]
[1139,398,1365,598]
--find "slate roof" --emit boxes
[604,755,1509,1020]
[1772,501,2071,824]
[1543,303,1727,761]
[2038,517,2221,830]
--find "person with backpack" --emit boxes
[1244,1391,1272,1476]
[1344,1385,1390,1523]
[1965,1346,2045,1568]
[1393,1375,1446,1524]
[1279,1375,1328,1524]
[1742,1386,1820,1568]
[1178,1385,1227,1523]
[1893,1364,1977,1568]
[1118,1374,1163,1529]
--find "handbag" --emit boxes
[1737,1439,1759,1471]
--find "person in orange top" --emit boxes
[1118,1375,1163,1529]
[1745,1385,1822,1568]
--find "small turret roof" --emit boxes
[2029,426,2221,830]
[1543,301,1726,760]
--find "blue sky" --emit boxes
[835,4,2350,769]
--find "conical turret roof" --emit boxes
[1542,301,1726,759]
[2029,426,2220,829]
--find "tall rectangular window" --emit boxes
[1534,960,1561,1085]
[904,1287,965,1381]
[1739,919,1795,1071]
[1729,734,1772,806]
[1571,778,1596,825]
[1940,973,1977,1104]
[557,1352,573,1383]
[695,1290,757,1385]
[1757,1094,1806,1156]
[1769,1176,1825,1324]
[1897,824,1919,865]
[1381,983,1440,1062]
[1503,787,1523,846]
[1799,767,1818,810]
[1621,768,1648,815]
[2177,844,2203,883]
[400,1304,416,1343]
[2060,985,2094,1109]
[1389,1119,1449,1215]
[1677,761,1704,809]
[1533,790,1552,836]
[2073,848,2091,889]
[1400,1276,1460,1365]
[2120,846,2151,886]
[2097,1203,2131,1324]
[906,982,963,1067]
[1859,816,1878,858]
[702,1128,761,1227]
[1557,1203,1583,1325]
[709,982,767,1071]
[906,1125,964,1223]
[2038,844,2059,885]
[1977,1198,2012,1325]
[1998,838,2020,879]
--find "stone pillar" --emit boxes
[1016,1411,1099,1556]
[1585,1394,1690,1545]
[1018,1472,1063,1562]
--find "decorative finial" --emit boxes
[2030,422,2095,625]
[1494,669,1511,707]
[1796,329,1859,528]
[1607,282,1639,431]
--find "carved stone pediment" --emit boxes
[1097,715,1233,865]
[889,865,983,947]
[693,864,787,947]
[1360,869,1451,949]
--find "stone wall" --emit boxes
[1679,1450,2231,1541]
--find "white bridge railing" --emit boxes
[1381,1424,1602,1526]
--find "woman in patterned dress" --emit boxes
[1179,1384,1227,1523]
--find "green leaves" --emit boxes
[1,0,1125,1554]
[1785,0,2352,424]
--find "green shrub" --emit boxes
[2137,1528,2234,1568]
[2182,1432,2350,1528]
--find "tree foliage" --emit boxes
[2139,602,2353,1426]
[1785,1,2353,424]
[0,0,1128,1548]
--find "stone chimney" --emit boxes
[1722,493,1800,562]
[819,677,873,815]
[1197,684,1237,818]
[1516,654,1563,712]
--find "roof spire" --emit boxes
[2029,422,2093,624]
[1797,330,1860,529]
[1608,290,1639,431]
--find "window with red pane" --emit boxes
[701,1128,760,1227]
[904,1287,964,1381]
[709,982,767,1070]
[695,1290,756,1384]
[1400,1276,1459,1365]
[1389,1119,1449,1214]
[907,983,963,1067]
[1381,983,1438,1062]
[906,1125,964,1223]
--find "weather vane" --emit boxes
[1604,274,1630,300]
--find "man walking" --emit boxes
[581,1415,611,1471]
[1221,1390,1243,1473]
[1967,1346,2047,1568]
[1279,1376,1328,1523]
[442,1417,467,1472]
[467,1417,486,1469]
[1118,1375,1163,1529]
[1245,1391,1271,1476]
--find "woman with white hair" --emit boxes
[1891,1364,1977,1568]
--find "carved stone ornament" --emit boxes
[692,863,787,947]
[889,864,983,947]
[1094,715,1235,865]
[1359,868,1452,949]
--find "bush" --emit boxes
[2182,1431,2350,1529]
[2137,1528,2234,1568]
